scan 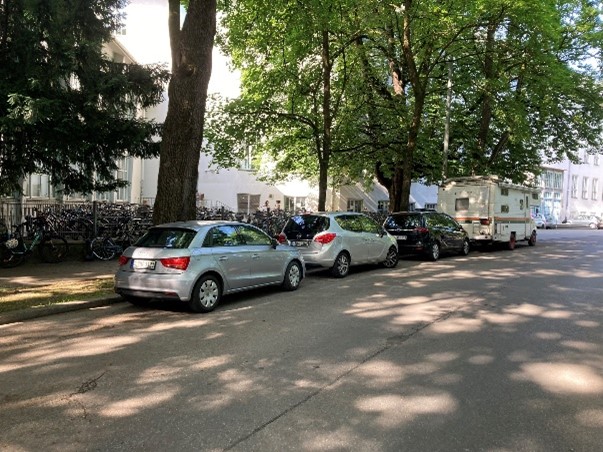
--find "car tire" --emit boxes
[427,242,440,261]
[528,231,537,246]
[508,233,516,250]
[189,274,222,313]
[381,246,398,268]
[460,239,470,256]
[330,252,350,278]
[282,261,302,291]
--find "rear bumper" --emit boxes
[114,271,195,301]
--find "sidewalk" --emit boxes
[0,258,123,324]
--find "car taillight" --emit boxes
[160,256,190,270]
[414,227,429,234]
[314,232,336,244]
[277,233,288,244]
[118,255,130,266]
[480,218,491,225]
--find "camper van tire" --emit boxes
[528,231,537,246]
[428,242,441,261]
[508,233,516,250]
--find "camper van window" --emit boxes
[455,198,469,211]
[532,193,539,200]
[520,199,524,210]
[501,188,509,196]
[501,205,509,213]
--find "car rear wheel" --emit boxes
[189,275,221,313]
[282,261,302,291]
[508,233,516,250]
[460,239,470,256]
[427,242,440,261]
[331,252,350,278]
[381,246,398,268]
[528,231,537,246]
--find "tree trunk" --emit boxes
[318,30,332,212]
[152,0,216,224]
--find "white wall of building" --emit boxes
[545,150,603,220]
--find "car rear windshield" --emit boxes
[135,228,196,248]
[283,215,330,239]
[386,214,423,229]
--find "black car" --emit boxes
[383,210,470,261]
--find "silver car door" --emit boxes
[336,215,367,263]
[236,225,283,285]
[207,225,250,290]
[359,215,388,260]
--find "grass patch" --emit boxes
[0,278,115,314]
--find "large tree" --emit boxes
[152,0,216,224]
[0,0,169,196]
[207,0,369,211]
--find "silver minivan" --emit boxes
[277,212,398,277]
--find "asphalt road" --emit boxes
[1,229,602,451]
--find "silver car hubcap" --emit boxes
[385,250,397,267]
[199,279,219,308]
[288,265,301,287]
[338,255,349,274]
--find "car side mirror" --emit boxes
[271,238,279,249]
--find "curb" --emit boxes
[0,295,124,325]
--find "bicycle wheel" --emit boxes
[90,237,117,260]
[0,243,25,268]
[39,234,69,263]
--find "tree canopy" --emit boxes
[0,0,169,197]
[208,0,603,211]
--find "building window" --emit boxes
[347,199,363,212]
[237,193,260,213]
[239,145,253,171]
[553,172,563,190]
[424,203,437,210]
[593,178,599,200]
[595,154,600,166]
[377,200,389,212]
[284,196,306,212]
[571,175,578,198]
[116,158,128,202]
[583,151,590,164]
[582,177,589,199]
[24,174,52,198]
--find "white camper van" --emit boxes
[438,176,539,249]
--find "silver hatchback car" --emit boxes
[277,212,398,277]
[115,221,305,313]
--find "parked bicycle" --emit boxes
[0,216,69,268]
[88,216,142,260]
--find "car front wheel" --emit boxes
[381,246,399,268]
[282,261,302,290]
[331,252,350,278]
[189,275,222,313]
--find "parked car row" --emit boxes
[563,215,603,229]
[114,211,471,313]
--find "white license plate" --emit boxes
[292,241,308,247]
[396,235,407,240]
[132,259,156,270]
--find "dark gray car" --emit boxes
[383,210,470,261]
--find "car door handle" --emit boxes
[218,256,228,261]
[251,254,260,259]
